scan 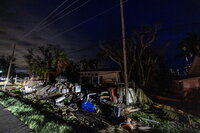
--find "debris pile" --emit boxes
[5,78,200,133]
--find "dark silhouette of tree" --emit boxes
[0,56,16,77]
[53,50,68,76]
[24,44,68,80]
[99,25,158,90]
[79,58,99,71]
[63,60,80,83]
[177,32,200,63]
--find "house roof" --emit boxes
[80,68,120,73]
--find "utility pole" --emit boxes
[120,0,129,105]
[3,44,16,91]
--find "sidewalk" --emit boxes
[0,104,33,133]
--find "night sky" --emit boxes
[0,0,200,69]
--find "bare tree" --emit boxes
[99,25,158,89]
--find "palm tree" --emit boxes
[24,45,68,81]
[53,50,68,76]
[177,32,200,63]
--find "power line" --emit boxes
[14,0,73,71]
[67,45,97,55]
[52,0,128,39]
[40,0,79,28]
[38,0,91,31]
[51,0,128,56]
[20,0,70,40]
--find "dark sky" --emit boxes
[0,0,200,69]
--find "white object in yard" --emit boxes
[100,91,109,95]
[86,93,97,101]
[20,86,36,93]
[75,84,81,93]
[57,84,69,94]
[61,88,68,94]
[141,118,160,124]
[55,96,65,103]
[117,88,123,103]
[35,85,51,95]
[55,103,65,107]
[128,88,135,104]
[99,91,110,102]
[25,86,30,93]
[138,126,152,131]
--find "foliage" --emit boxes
[9,88,21,93]
[63,60,80,83]
[0,56,16,76]
[177,32,200,60]
[53,50,68,76]
[79,58,99,71]
[0,91,72,133]
[24,44,68,80]
[129,104,200,133]
[99,25,159,90]
[162,109,180,121]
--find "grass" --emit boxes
[0,91,72,133]
[1,88,200,133]
[129,104,200,133]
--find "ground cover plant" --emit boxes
[0,91,72,133]
[1,88,200,133]
[128,104,200,133]
[0,90,107,133]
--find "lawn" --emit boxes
[1,89,200,133]
[0,91,72,133]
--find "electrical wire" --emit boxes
[40,0,79,28]
[20,0,69,40]
[38,0,91,31]
[67,45,97,55]
[51,0,128,39]
[50,0,128,55]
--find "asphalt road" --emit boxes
[0,104,32,133]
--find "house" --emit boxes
[173,75,200,96]
[79,69,120,86]
[173,53,200,97]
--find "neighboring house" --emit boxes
[173,53,200,97]
[79,69,120,86]
[173,75,200,96]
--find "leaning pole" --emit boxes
[3,44,16,91]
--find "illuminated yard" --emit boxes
[0,91,72,133]
[1,90,200,133]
